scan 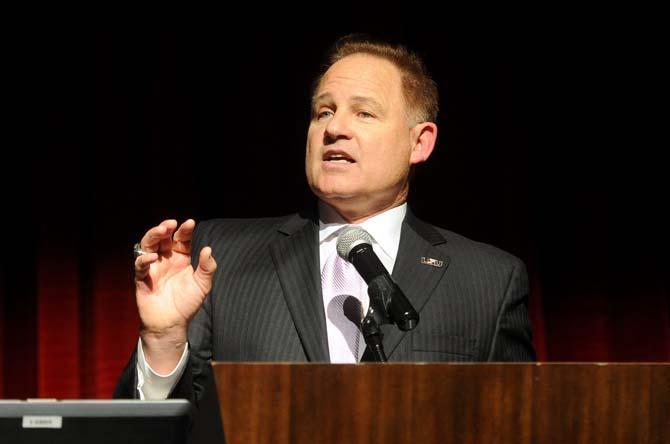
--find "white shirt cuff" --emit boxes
[136,338,189,400]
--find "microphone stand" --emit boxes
[360,284,390,362]
[361,312,387,362]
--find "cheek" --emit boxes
[305,153,316,185]
[367,140,411,175]
[305,149,323,189]
[305,131,318,166]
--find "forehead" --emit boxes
[315,54,404,104]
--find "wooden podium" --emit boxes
[211,362,669,444]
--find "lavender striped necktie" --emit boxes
[321,250,368,363]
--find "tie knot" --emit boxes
[324,252,364,295]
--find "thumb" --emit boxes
[193,246,217,293]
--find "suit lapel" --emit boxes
[381,210,450,358]
[269,211,329,362]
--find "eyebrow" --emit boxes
[312,92,332,105]
[350,96,385,114]
[312,93,385,115]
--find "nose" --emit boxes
[324,111,353,144]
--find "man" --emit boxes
[116,34,534,419]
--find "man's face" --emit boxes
[305,54,419,219]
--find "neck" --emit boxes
[319,195,407,225]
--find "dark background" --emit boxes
[2,26,667,399]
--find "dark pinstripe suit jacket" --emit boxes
[115,207,534,407]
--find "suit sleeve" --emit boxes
[487,259,536,361]
[113,348,140,399]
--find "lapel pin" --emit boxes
[421,257,443,268]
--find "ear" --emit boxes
[409,122,438,165]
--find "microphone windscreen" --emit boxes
[336,226,374,260]
[342,296,364,325]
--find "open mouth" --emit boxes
[323,151,355,163]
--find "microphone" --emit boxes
[336,227,419,331]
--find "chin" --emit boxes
[314,192,351,205]
[315,183,360,199]
[310,180,353,198]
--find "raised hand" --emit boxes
[133,219,217,373]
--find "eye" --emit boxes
[357,111,374,119]
[316,109,334,120]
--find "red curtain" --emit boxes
[2,253,668,399]
[2,249,139,399]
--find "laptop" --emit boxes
[0,399,191,444]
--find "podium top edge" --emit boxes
[210,361,670,366]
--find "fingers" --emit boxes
[192,247,217,294]
[138,218,197,259]
[134,251,159,280]
[140,220,178,254]
[173,219,196,254]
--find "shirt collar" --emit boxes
[318,201,407,260]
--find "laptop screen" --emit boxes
[0,399,191,444]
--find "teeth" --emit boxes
[325,153,353,162]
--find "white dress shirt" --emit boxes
[318,202,406,362]
[136,203,407,399]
